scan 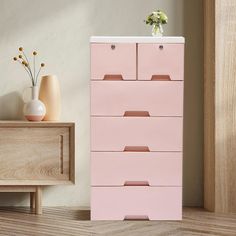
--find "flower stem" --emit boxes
[35,66,42,85]
[22,51,35,84]
[34,55,36,82]
[16,60,34,86]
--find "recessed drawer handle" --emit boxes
[123,111,150,117]
[151,75,171,81]
[124,181,150,186]
[124,215,149,221]
[59,135,64,174]
[124,146,150,152]
[103,74,123,80]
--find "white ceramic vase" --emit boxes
[39,75,61,121]
[23,86,46,121]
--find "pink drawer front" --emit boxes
[91,186,182,220]
[138,44,184,81]
[91,152,182,186]
[91,81,183,116]
[91,43,136,80]
[91,117,183,152]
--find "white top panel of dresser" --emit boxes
[90,36,185,44]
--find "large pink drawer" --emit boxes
[91,117,183,152]
[91,43,136,80]
[91,81,183,116]
[91,186,182,220]
[138,44,184,81]
[91,152,182,186]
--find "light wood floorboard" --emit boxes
[0,207,235,236]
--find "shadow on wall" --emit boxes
[0,92,24,120]
[0,193,28,207]
[183,0,204,206]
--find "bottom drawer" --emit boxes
[91,186,182,220]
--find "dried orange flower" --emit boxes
[13,47,46,87]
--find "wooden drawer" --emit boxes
[91,117,183,152]
[91,186,182,220]
[91,43,136,80]
[138,44,184,81]
[0,125,75,185]
[91,81,184,116]
[91,152,182,186]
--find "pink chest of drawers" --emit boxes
[90,36,185,220]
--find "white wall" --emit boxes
[0,0,203,207]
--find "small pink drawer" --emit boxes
[91,152,182,186]
[91,81,183,116]
[91,186,182,220]
[138,44,184,81]
[91,43,136,80]
[91,117,183,152]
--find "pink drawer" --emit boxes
[91,117,183,152]
[91,81,183,116]
[91,186,182,220]
[91,152,182,186]
[91,43,136,80]
[138,44,184,81]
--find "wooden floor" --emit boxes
[0,207,236,236]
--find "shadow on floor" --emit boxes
[0,207,91,220]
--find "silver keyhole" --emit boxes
[111,45,116,50]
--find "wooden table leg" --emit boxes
[30,192,35,211]
[35,186,42,215]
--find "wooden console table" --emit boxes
[0,121,75,214]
